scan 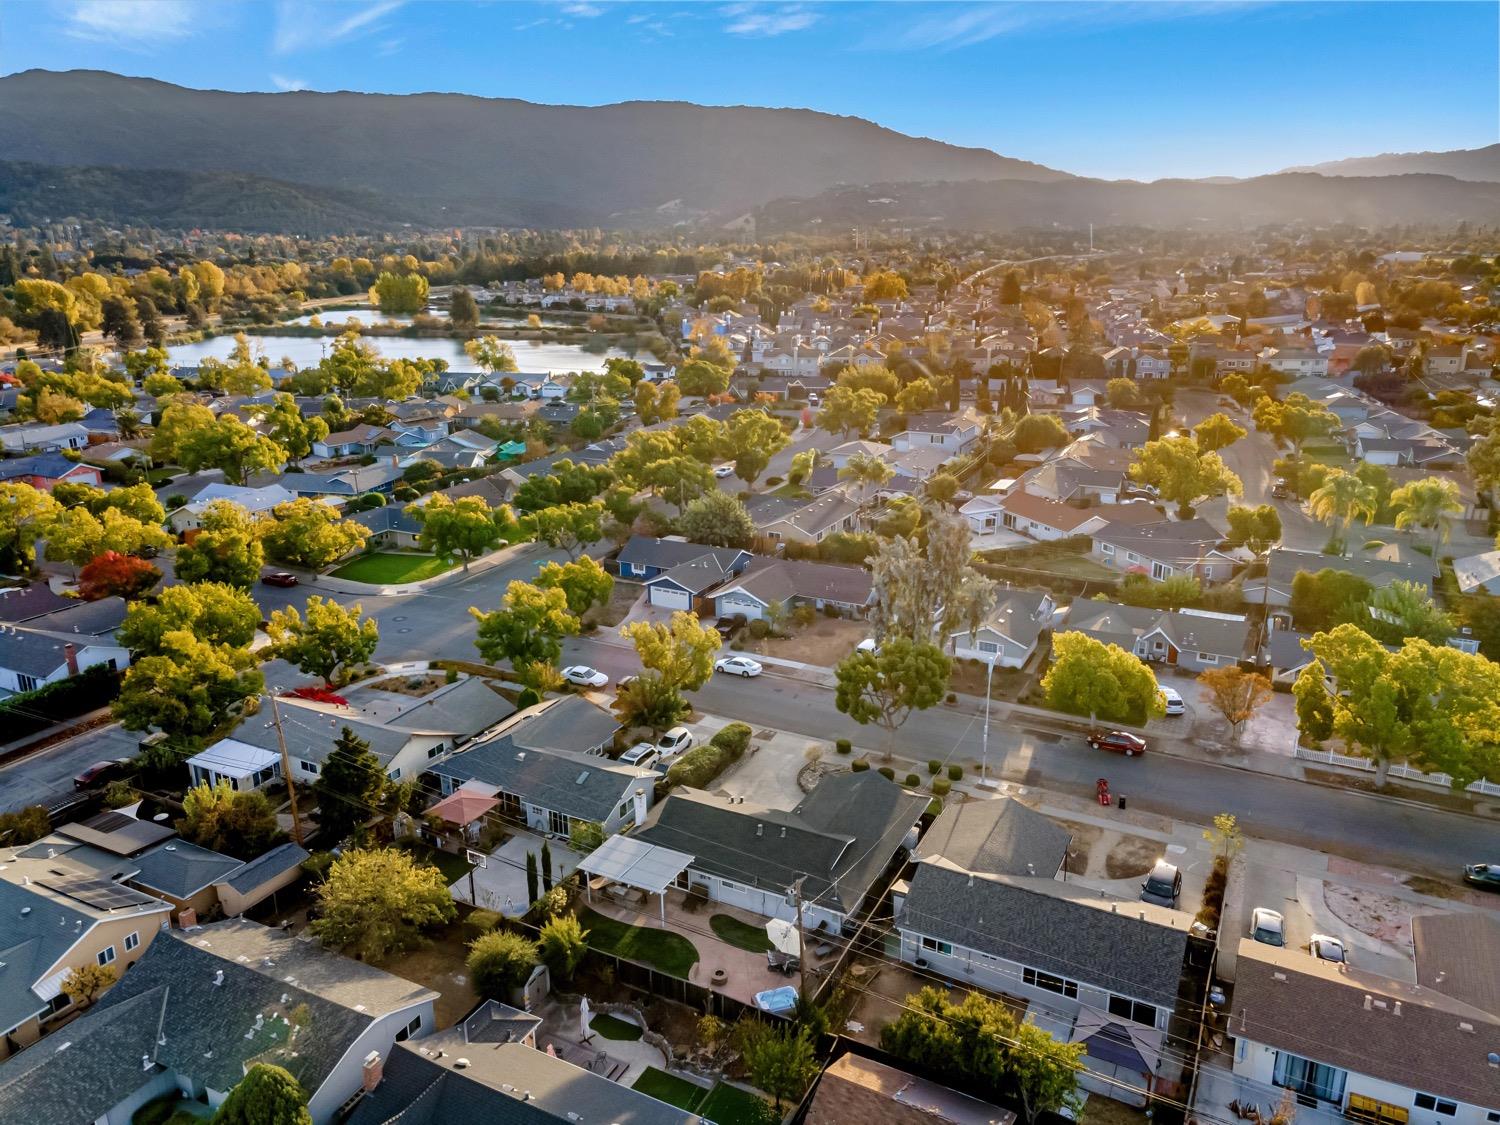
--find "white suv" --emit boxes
[656,727,695,759]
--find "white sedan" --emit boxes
[713,464,736,478]
[714,656,763,678]
[561,665,609,689]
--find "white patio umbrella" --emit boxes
[765,918,800,956]
[579,995,593,1041]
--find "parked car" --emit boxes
[1159,686,1185,716]
[855,638,881,655]
[261,571,299,587]
[1088,730,1147,757]
[656,727,695,758]
[1139,859,1182,907]
[618,744,660,770]
[1271,477,1289,499]
[74,759,131,790]
[616,674,638,691]
[714,615,746,640]
[561,665,609,689]
[714,656,763,677]
[1463,862,1500,891]
[1250,907,1286,947]
[713,464,735,478]
[1309,934,1346,963]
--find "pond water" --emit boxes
[286,307,420,327]
[165,334,649,375]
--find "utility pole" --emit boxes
[980,656,996,785]
[268,692,305,847]
[790,875,808,1001]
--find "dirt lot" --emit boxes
[740,616,867,667]
[947,658,1037,702]
[590,580,643,628]
[1052,818,1165,881]
[377,920,480,1028]
[368,673,448,698]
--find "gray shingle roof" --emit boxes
[914,799,1071,879]
[128,840,244,899]
[220,842,310,895]
[508,696,620,755]
[899,864,1190,1009]
[617,536,749,574]
[0,881,92,1036]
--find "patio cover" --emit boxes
[428,789,501,827]
[187,738,280,779]
[577,834,694,896]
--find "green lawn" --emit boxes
[699,1083,778,1125]
[401,843,474,885]
[710,913,774,953]
[1035,554,1117,581]
[331,551,458,584]
[588,1012,643,1041]
[632,1068,708,1112]
[579,908,699,978]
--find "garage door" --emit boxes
[649,585,693,611]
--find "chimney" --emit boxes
[64,643,79,677]
[362,1050,384,1091]
[179,908,198,930]
[632,787,648,828]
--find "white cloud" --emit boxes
[273,0,404,54]
[65,0,196,46]
[875,1,1264,51]
[560,1,604,15]
[721,2,818,37]
[270,73,309,91]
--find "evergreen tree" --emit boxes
[525,850,539,904]
[541,839,553,893]
[314,727,386,843]
[212,1064,312,1125]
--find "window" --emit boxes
[395,1014,422,1042]
[1198,652,1219,664]
[1484,1113,1499,1124]
[1413,1095,1457,1118]
[920,936,953,956]
[977,641,1000,655]
[1272,1052,1345,1103]
[46,993,71,1016]
[1023,967,1078,999]
[719,878,741,892]
[97,945,116,967]
[547,809,569,836]
[618,800,632,820]
[1100,544,1115,556]
[1125,552,1140,564]
[124,931,139,952]
[299,760,319,775]
[16,674,39,693]
[1107,995,1156,1025]
[388,767,402,781]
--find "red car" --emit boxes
[261,572,299,587]
[1088,731,1147,757]
[74,759,130,790]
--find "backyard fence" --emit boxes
[1294,746,1500,797]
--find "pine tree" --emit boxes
[540,839,553,893]
[525,850,539,904]
[314,727,385,844]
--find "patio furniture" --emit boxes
[766,950,800,975]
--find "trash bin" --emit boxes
[1117,795,1127,810]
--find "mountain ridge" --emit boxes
[1279,143,1500,181]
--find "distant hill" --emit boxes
[755,173,1500,233]
[0,70,1069,229]
[1280,144,1500,182]
[0,160,422,234]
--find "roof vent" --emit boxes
[213,970,224,987]
[1362,994,1372,1011]
[1392,1001,1401,1017]
[755,824,763,838]
[20,907,30,916]
[576,771,589,785]
[454,1058,470,1069]
[1138,911,1146,921]
[1110,904,1117,913]
[1458,1022,1475,1034]
[779,826,786,838]
[1272,971,1287,982]
[142,1054,152,1072]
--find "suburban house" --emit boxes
[1263,628,1319,685]
[0,422,90,454]
[1259,347,1329,376]
[0,620,130,696]
[1242,548,1437,623]
[1091,518,1240,583]
[0,844,171,1061]
[995,491,1121,541]
[1219,919,1500,1125]
[223,678,514,785]
[1063,601,1253,673]
[644,553,749,613]
[708,558,874,621]
[949,587,1056,668]
[346,1002,701,1125]
[349,504,424,549]
[429,709,655,839]
[617,535,753,581]
[756,490,861,546]
[890,412,982,458]
[805,1051,1015,1125]
[894,799,1194,1106]
[1453,549,1500,595]
[169,482,298,533]
[312,422,391,459]
[279,463,405,498]
[0,919,437,1125]
[634,771,926,934]
[0,453,104,491]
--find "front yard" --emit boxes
[331,551,458,584]
[736,615,867,666]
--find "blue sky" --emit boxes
[3,0,1495,180]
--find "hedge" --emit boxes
[835,739,852,755]
[877,766,895,781]
[931,778,952,797]
[0,663,121,741]
[850,759,870,772]
[664,723,753,789]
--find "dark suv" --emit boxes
[1140,859,1182,907]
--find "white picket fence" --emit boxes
[1294,746,1500,797]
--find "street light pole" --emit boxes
[980,656,996,784]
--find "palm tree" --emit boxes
[838,451,894,509]
[1307,469,1377,552]
[1390,476,1463,554]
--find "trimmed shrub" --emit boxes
[0,663,121,741]
[877,766,895,781]
[0,806,51,847]
[945,692,957,703]
[710,722,753,757]
[748,619,770,639]
[931,778,952,797]
[835,738,852,755]
[516,687,542,710]
[926,797,944,818]
[664,725,750,790]
[1196,854,1230,931]
[947,764,964,781]
[850,758,870,773]
[904,773,920,787]
[927,759,941,775]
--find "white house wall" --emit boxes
[306,999,436,1125]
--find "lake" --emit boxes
[286,308,420,327]
[165,334,650,375]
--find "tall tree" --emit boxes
[833,637,951,758]
[0,483,61,572]
[1197,666,1274,740]
[316,727,386,843]
[522,501,604,559]
[1128,435,1242,518]
[621,610,722,691]
[112,632,264,739]
[174,500,266,588]
[212,1064,311,1125]
[268,596,380,686]
[449,288,481,327]
[537,555,614,617]
[1307,469,1378,537]
[723,409,789,489]
[1043,632,1165,727]
[464,335,519,375]
[413,494,513,570]
[471,580,580,673]
[1192,412,1247,453]
[1252,392,1339,455]
[679,489,755,548]
[1390,476,1463,553]
[261,499,369,569]
[178,780,283,860]
[311,848,456,961]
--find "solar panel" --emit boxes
[39,875,157,912]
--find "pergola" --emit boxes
[577,834,695,923]
[427,790,500,842]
